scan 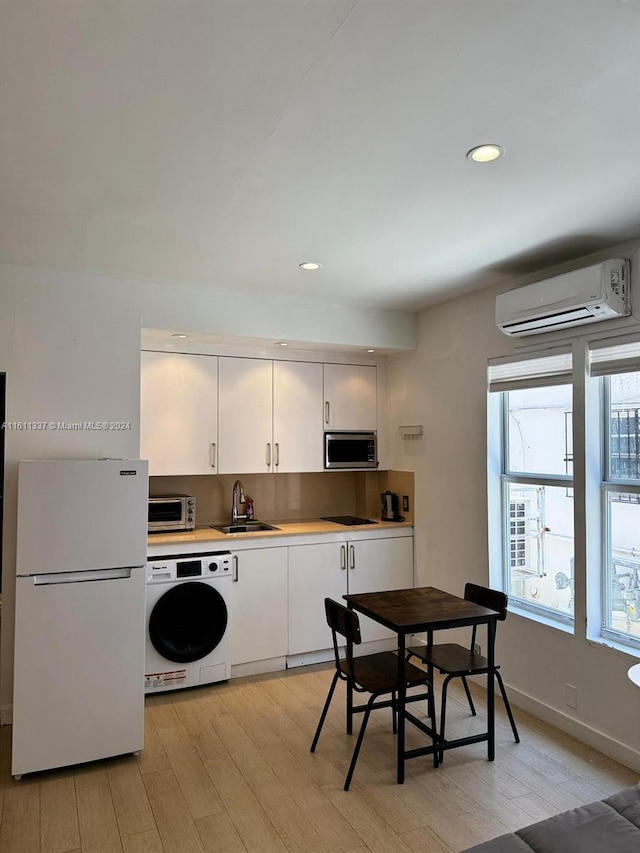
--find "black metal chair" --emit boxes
[311,597,436,790]
[407,583,520,762]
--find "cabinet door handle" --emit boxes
[210,442,216,468]
[266,442,271,467]
[349,544,355,570]
[233,555,239,583]
[340,544,346,570]
[325,401,330,425]
[275,442,279,467]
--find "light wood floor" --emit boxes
[0,663,637,853]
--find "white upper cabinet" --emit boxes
[218,357,273,474]
[140,351,218,476]
[273,361,324,473]
[141,353,380,476]
[323,364,377,431]
[218,358,324,474]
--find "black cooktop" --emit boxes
[321,515,378,526]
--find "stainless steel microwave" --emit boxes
[324,432,378,469]
[148,495,196,533]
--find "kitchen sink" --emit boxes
[210,522,281,534]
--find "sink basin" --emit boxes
[210,522,281,534]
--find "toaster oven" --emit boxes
[148,495,196,533]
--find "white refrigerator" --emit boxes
[12,458,148,778]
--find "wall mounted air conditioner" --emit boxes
[496,258,631,337]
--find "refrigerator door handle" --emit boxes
[32,567,135,585]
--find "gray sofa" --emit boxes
[462,784,640,853]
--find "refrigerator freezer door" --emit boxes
[16,459,148,575]
[11,567,146,777]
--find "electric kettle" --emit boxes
[381,490,402,522]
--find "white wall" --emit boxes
[0,265,142,718]
[0,261,416,717]
[387,249,640,771]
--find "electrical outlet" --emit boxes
[473,643,481,656]
[402,495,409,512]
[565,683,578,709]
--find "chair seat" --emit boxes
[340,651,428,694]
[408,643,496,675]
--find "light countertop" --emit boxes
[148,517,412,547]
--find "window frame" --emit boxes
[499,385,575,627]
[598,373,640,651]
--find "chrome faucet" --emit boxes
[231,479,247,524]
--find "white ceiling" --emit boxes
[2,0,640,312]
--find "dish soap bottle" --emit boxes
[245,497,254,520]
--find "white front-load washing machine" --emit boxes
[145,550,232,693]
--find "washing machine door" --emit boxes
[149,582,228,663]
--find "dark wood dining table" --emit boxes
[343,585,500,783]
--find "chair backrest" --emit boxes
[325,598,362,644]
[464,583,508,621]
[324,598,361,682]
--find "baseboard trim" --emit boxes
[230,657,286,679]
[287,649,333,668]
[506,683,640,773]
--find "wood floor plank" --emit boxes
[398,825,454,853]
[263,793,332,853]
[203,755,261,817]
[145,696,181,731]
[2,776,40,804]
[40,773,80,853]
[203,757,288,852]
[225,808,289,853]
[209,711,256,756]
[169,703,230,763]
[322,780,414,853]
[0,796,40,853]
[195,812,248,853]
[143,769,205,853]
[121,829,164,853]
[74,764,109,789]
[261,745,362,853]
[156,725,224,819]
[76,782,123,853]
[107,760,156,837]
[229,746,289,803]
[136,715,170,777]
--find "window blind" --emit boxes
[589,336,640,377]
[488,350,572,392]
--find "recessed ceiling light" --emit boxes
[365,349,375,353]
[276,341,289,347]
[467,144,504,163]
[299,262,322,271]
[172,333,188,339]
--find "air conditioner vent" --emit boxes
[496,259,630,337]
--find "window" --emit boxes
[489,337,640,651]
[600,369,640,647]
[489,352,574,624]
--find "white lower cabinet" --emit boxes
[230,547,288,666]
[288,534,414,655]
[288,541,347,655]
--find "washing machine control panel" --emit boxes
[147,551,232,583]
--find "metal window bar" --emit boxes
[610,407,640,484]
